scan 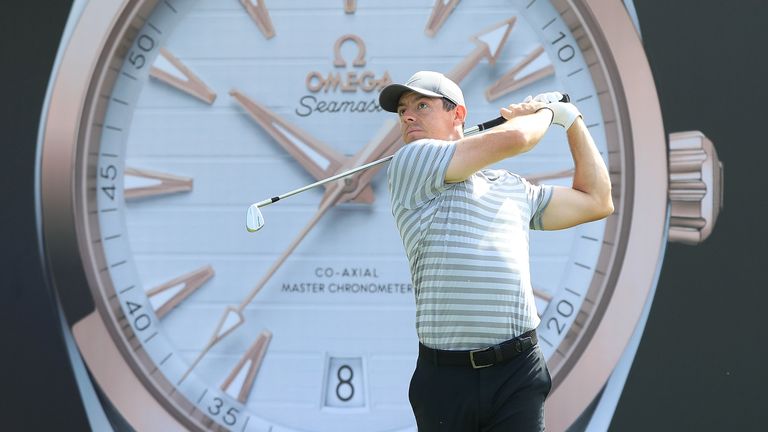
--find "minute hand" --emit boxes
[322,17,517,207]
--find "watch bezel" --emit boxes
[543,0,668,429]
[39,0,201,430]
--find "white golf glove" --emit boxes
[547,102,582,129]
[524,92,563,104]
[524,92,582,129]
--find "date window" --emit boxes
[323,357,365,408]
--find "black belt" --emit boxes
[419,329,538,369]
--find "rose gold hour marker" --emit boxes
[149,48,216,104]
[485,45,555,102]
[534,288,553,319]
[425,0,461,37]
[344,0,356,14]
[240,0,276,39]
[221,330,272,403]
[534,288,553,302]
[447,17,516,83]
[146,266,214,319]
[178,306,245,385]
[124,167,192,200]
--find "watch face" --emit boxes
[40,0,668,430]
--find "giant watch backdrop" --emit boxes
[1,1,766,431]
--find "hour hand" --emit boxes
[230,89,374,203]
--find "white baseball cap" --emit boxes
[379,71,465,113]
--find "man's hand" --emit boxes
[524,91,563,103]
[446,99,552,182]
[525,92,582,130]
[500,100,549,121]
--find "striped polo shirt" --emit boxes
[387,138,553,350]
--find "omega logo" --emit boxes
[304,34,392,93]
[333,34,366,68]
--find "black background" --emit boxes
[1,1,766,430]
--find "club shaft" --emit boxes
[255,93,570,208]
[256,156,394,207]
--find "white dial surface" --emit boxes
[93,0,620,430]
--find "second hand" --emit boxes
[178,125,400,384]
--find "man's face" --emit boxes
[396,92,462,144]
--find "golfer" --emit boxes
[379,71,613,431]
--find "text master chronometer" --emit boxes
[37,0,722,430]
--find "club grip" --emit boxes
[464,93,570,136]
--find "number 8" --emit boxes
[335,364,355,402]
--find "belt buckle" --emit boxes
[469,348,493,369]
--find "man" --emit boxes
[379,71,613,431]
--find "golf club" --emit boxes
[246,94,570,232]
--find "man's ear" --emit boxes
[454,105,467,125]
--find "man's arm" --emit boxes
[540,115,614,230]
[445,102,553,183]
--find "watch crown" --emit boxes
[668,131,724,245]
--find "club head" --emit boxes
[246,204,265,232]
